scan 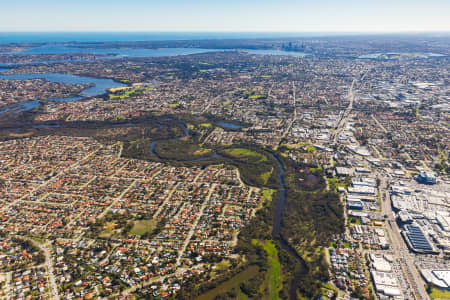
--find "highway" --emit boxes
[278,82,297,147]
[332,79,356,144]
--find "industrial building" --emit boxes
[371,270,402,297]
[421,269,450,290]
[402,224,437,254]
[347,199,363,210]
[416,171,437,184]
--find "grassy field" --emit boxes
[252,240,282,300]
[248,94,267,100]
[262,189,276,204]
[154,139,212,160]
[222,148,267,163]
[305,145,316,153]
[108,87,151,99]
[196,265,260,300]
[429,287,450,299]
[99,222,116,238]
[194,148,213,155]
[130,219,156,236]
[261,170,273,184]
[348,217,361,225]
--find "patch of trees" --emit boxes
[278,156,344,298]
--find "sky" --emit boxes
[1,0,449,33]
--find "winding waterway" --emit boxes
[0,46,308,114]
[148,120,304,299]
[269,153,308,300]
[3,43,307,297]
[149,123,190,158]
[0,70,126,114]
[149,122,223,162]
[270,153,286,239]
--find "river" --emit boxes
[8,45,308,61]
[10,45,232,57]
[270,153,309,300]
[0,46,308,114]
[149,122,190,158]
[0,70,126,114]
[148,122,303,299]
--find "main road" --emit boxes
[22,238,60,300]
[278,82,297,147]
[378,173,429,300]
[332,79,356,144]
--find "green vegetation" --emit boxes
[130,219,156,236]
[108,87,152,99]
[219,146,278,188]
[262,189,276,205]
[249,94,268,100]
[114,117,278,188]
[221,148,267,163]
[152,136,216,161]
[327,177,348,192]
[183,188,275,299]
[348,217,361,225]
[305,145,316,153]
[428,287,450,299]
[195,265,260,300]
[99,222,116,238]
[261,170,273,185]
[242,90,268,100]
[253,240,282,300]
[17,113,345,299]
[90,212,165,241]
[278,156,344,298]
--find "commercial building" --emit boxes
[416,171,437,185]
[402,224,437,254]
[347,199,364,210]
[421,269,450,290]
[371,271,402,297]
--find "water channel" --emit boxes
[148,122,303,300]
[4,44,306,297]
[0,46,308,114]
[0,70,126,114]
[270,153,308,300]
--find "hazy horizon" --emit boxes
[1,31,449,44]
[2,0,449,33]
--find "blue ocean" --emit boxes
[0,32,331,44]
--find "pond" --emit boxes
[216,122,243,129]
